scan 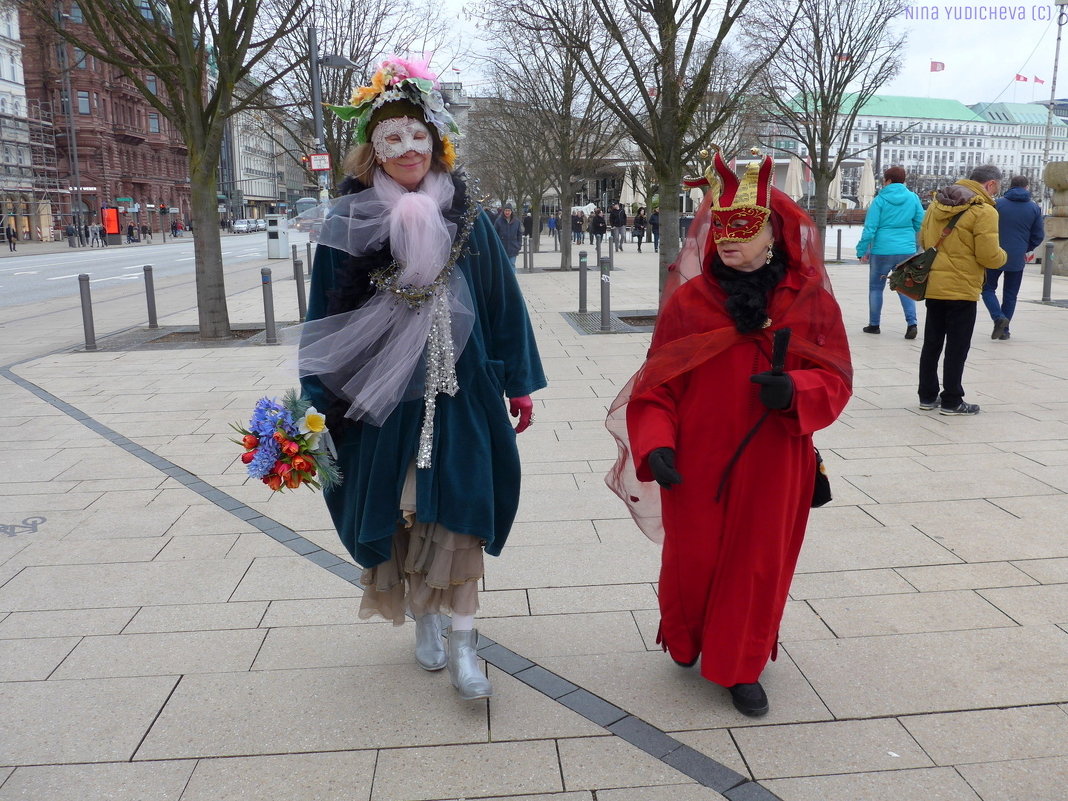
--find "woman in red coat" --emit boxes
[607,152,852,716]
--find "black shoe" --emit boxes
[1000,330,1011,340]
[905,325,918,340]
[862,325,880,334]
[992,318,1010,340]
[940,401,980,416]
[729,682,769,717]
[672,655,698,667]
[919,398,939,410]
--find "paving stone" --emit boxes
[896,561,1039,591]
[598,785,728,801]
[0,559,251,610]
[485,540,660,590]
[795,526,959,573]
[661,745,747,793]
[153,533,240,561]
[0,607,136,638]
[0,636,79,680]
[900,705,1068,764]
[124,601,267,633]
[514,664,579,699]
[0,761,194,801]
[788,568,917,599]
[809,589,1017,637]
[671,729,752,778]
[371,741,561,801]
[258,597,370,628]
[135,665,487,759]
[228,556,362,601]
[980,584,1068,624]
[487,667,604,740]
[53,628,266,679]
[180,751,377,801]
[778,601,834,641]
[786,625,1068,718]
[5,537,166,568]
[479,610,646,658]
[252,622,415,670]
[528,583,658,615]
[762,767,981,801]
[955,756,1068,801]
[1012,556,1068,583]
[732,718,933,779]
[0,675,178,765]
[559,735,693,791]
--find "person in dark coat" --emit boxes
[65,223,77,247]
[985,175,1045,340]
[299,57,546,702]
[633,207,648,252]
[650,208,661,252]
[493,204,523,267]
[609,203,627,250]
[522,211,533,238]
[590,208,607,249]
[5,222,16,251]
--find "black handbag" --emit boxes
[888,208,968,301]
[811,448,831,507]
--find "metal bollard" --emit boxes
[294,258,307,322]
[1044,241,1055,303]
[143,265,158,329]
[78,274,97,351]
[608,232,615,272]
[260,267,278,345]
[306,241,313,278]
[836,229,842,262]
[524,235,533,272]
[599,256,611,332]
[595,236,602,266]
[291,244,299,281]
[578,250,588,313]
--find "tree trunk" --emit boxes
[189,166,232,339]
[558,170,572,271]
[811,174,830,247]
[657,163,684,293]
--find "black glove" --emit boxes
[647,447,683,489]
[750,371,795,410]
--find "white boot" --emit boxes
[414,613,447,671]
[447,628,493,700]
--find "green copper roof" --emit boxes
[971,102,1066,126]
[846,94,984,122]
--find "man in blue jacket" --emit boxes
[856,165,925,339]
[986,176,1045,340]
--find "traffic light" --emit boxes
[159,203,167,214]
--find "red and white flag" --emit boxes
[930,61,945,72]
[1035,76,1046,84]
[1016,74,1028,82]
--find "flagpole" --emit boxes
[1043,4,1067,174]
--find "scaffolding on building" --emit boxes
[0,99,69,240]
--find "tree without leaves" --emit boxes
[474,1,620,270]
[751,0,909,242]
[498,0,789,289]
[20,0,308,339]
[252,0,451,190]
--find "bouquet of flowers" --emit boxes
[232,390,341,492]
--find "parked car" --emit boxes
[231,219,252,233]
[254,218,267,231]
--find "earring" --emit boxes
[765,244,774,265]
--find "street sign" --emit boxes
[309,153,331,172]
[115,196,133,202]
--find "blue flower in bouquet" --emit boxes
[249,397,296,438]
[246,436,281,479]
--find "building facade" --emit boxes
[19,3,191,237]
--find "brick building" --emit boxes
[19,3,191,236]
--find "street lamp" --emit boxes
[1042,0,1068,186]
[55,8,85,244]
[307,28,359,202]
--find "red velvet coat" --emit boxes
[626,263,851,686]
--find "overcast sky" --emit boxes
[442,1,1068,107]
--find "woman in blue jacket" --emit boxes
[856,166,925,339]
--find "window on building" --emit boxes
[146,75,157,94]
[77,90,90,114]
[148,112,160,133]
[73,47,86,68]
[69,3,83,23]
[0,98,6,114]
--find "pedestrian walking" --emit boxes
[98,223,108,247]
[571,210,584,245]
[141,223,152,243]
[65,223,77,248]
[89,223,100,247]
[917,165,1007,415]
[609,203,627,251]
[985,175,1044,341]
[493,204,523,268]
[5,222,16,252]
[126,223,136,244]
[298,56,546,702]
[547,212,558,247]
[633,207,648,252]
[855,165,924,339]
[607,151,852,717]
[590,208,607,250]
[650,208,660,252]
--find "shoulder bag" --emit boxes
[888,208,968,301]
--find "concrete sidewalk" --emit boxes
[2,235,1068,801]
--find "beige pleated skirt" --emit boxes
[358,462,485,625]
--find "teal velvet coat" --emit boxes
[301,196,546,569]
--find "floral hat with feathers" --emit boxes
[328,55,460,167]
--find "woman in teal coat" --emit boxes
[298,57,545,701]
[856,165,925,339]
